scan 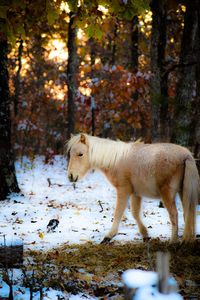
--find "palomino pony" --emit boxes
[67,133,200,243]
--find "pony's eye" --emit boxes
[78,153,83,157]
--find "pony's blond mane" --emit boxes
[66,134,133,169]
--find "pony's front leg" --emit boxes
[101,187,130,244]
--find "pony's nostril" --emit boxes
[69,173,73,182]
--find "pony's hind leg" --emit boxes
[101,187,130,244]
[160,187,178,242]
[130,194,148,241]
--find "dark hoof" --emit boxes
[143,237,151,242]
[100,237,111,244]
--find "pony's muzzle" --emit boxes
[68,173,78,182]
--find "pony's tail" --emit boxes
[182,157,200,241]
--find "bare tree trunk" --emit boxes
[111,23,118,66]
[34,34,45,143]
[150,0,167,142]
[89,37,95,66]
[89,38,96,136]
[130,15,141,139]
[0,31,20,200]
[14,38,23,116]
[66,12,78,138]
[159,4,169,141]
[131,15,138,73]
[171,0,198,146]
[193,5,200,174]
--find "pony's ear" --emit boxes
[70,133,74,138]
[80,133,86,144]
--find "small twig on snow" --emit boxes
[47,178,51,187]
[47,178,66,187]
[98,200,104,212]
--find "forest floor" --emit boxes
[0,156,200,299]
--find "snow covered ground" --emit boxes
[0,155,199,299]
[0,155,199,251]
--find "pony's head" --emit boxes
[66,133,90,182]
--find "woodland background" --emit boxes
[0,0,200,200]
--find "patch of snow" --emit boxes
[122,269,183,299]
[0,280,96,300]
[122,269,158,288]
[0,235,22,246]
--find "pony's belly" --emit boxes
[132,179,160,199]
[136,188,159,198]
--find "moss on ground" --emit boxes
[26,239,200,299]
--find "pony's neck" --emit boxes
[88,136,131,170]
